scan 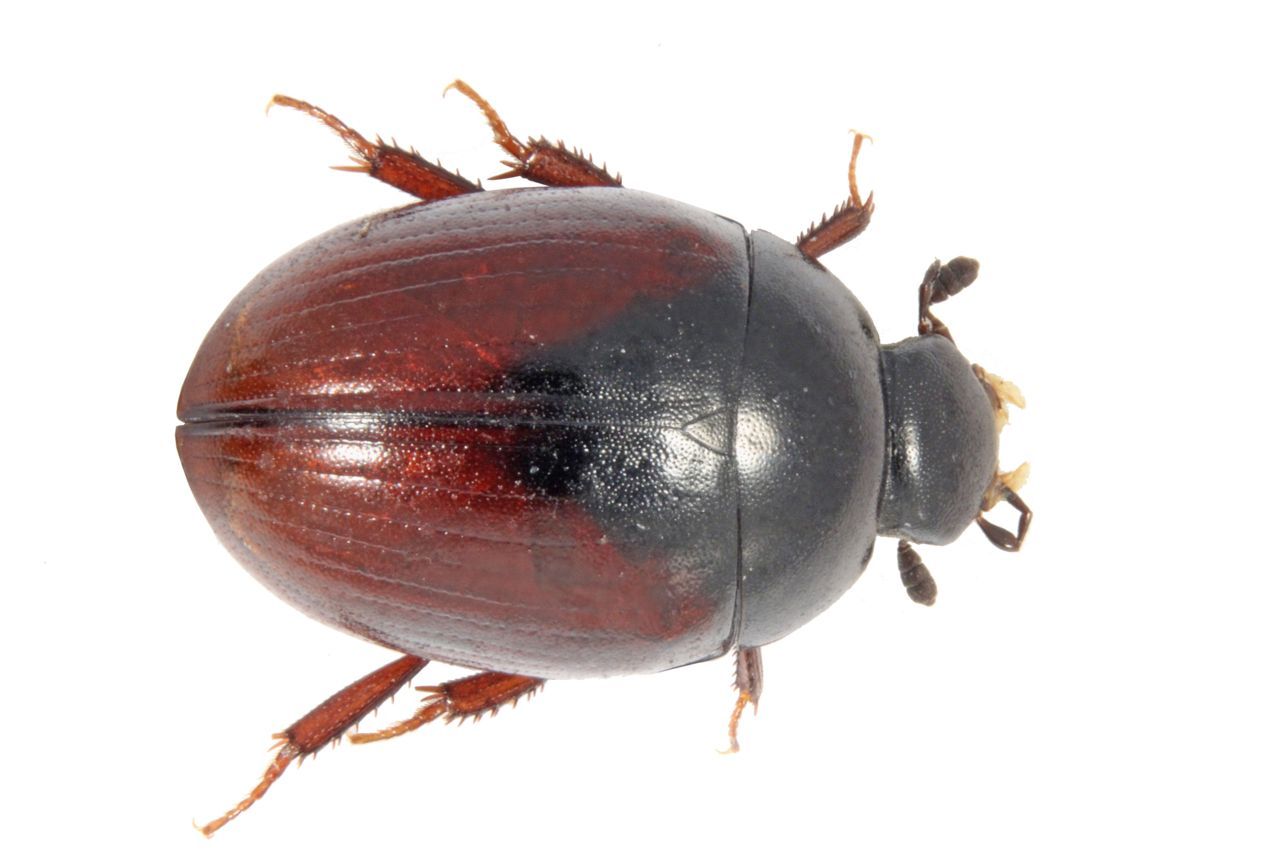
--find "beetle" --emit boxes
[178,81,1031,835]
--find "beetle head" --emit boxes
[877,335,1030,549]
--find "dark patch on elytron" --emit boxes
[498,363,589,398]
[494,364,596,499]
[515,424,596,500]
[493,279,744,576]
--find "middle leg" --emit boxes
[446,80,624,188]
[350,670,545,743]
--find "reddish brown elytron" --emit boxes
[177,190,747,674]
[182,81,883,836]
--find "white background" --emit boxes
[4,3,1277,851]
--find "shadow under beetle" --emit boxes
[177,81,1032,835]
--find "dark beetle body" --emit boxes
[177,187,894,678]
[184,87,1031,838]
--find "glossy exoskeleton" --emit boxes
[178,82,1031,835]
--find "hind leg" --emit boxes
[269,95,483,201]
[197,654,428,837]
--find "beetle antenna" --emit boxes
[897,540,938,606]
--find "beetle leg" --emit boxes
[269,95,484,201]
[917,256,980,342]
[976,486,1034,552]
[445,80,623,188]
[197,654,427,837]
[722,646,764,754]
[349,671,544,743]
[897,540,939,606]
[796,132,876,259]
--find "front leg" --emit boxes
[723,646,764,753]
[796,132,875,260]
